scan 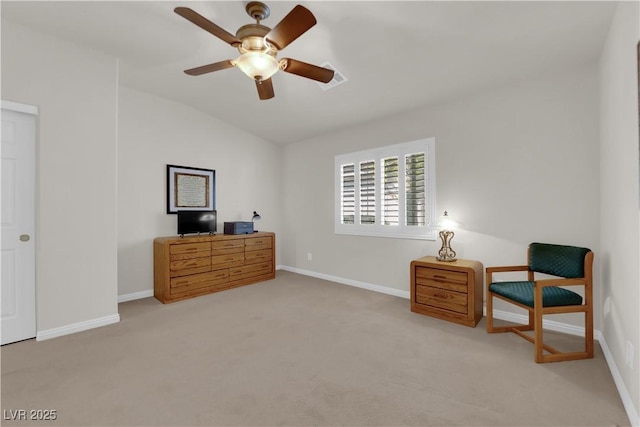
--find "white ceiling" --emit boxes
[1,1,616,145]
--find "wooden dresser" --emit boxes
[410,256,483,327]
[154,232,275,303]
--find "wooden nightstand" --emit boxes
[410,256,484,327]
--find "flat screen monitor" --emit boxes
[177,210,217,236]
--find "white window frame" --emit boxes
[334,138,436,240]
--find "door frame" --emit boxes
[2,100,38,116]
[2,100,38,344]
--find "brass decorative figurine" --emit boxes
[437,211,458,262]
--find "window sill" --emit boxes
[334,229,437,241]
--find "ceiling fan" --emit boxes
[174,2,335,100]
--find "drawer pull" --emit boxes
[434,275,448,281]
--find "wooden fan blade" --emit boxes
[184,60,235,76]
[256,78,275,100]
[265,5,316,50]
[175,7,241,46]
[281,59,334,83]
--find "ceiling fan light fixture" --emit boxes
[235,52,279,81]
[175,3,332,99]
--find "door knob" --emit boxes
[19,234,30,242]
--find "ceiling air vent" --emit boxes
[317,62,347,91]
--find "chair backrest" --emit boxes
[528,243,591,278]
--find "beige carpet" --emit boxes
[1,271,629,426]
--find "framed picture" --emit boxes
[166,164,215,214]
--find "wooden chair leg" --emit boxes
[528,311,534,329]
[486,291,494,332]
[585,308,594,357]
[534,286,544,363]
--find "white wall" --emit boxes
[117,86,283,297]
[283,66,600,328]
[1,20,119,332]
[1,5,637,422]
[599,0,640,421]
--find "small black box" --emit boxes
[224,221,254,235]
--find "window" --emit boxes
[335,138,436,239]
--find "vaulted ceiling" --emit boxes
[1,1,616,144]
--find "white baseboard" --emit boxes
[36,314,120,341]
[118,289,154,303]
[279,265,410,299]
[599,335,640,426]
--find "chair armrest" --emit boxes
[486,265,530,274]
[486,265,530,285]
[534,278,586,288]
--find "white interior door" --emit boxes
[1,105,36,345]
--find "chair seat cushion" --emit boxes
[489,281,583,308]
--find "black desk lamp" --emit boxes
[252,211,261,232]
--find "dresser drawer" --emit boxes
[211,252,245,270]
[170,270,229,295]
[170,242,211,255]
[244,248,273,264]
[415,284,468,315]
[245,236,272,250]
[415,266,467,285]
[212,239,245,255]
[169,257,211,277]
[170,250,210,262]
[229,261,273,281]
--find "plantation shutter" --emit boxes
[359,160,376,224]
[383,157,399,225]
[405,153,426,226]
[340,163,355,224]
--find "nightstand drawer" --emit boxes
[415,266,467,284]
[415,284,468,314]
[415,276,468,293]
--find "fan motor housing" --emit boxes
[236,24,273,54]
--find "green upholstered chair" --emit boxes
[486,243,594,363]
